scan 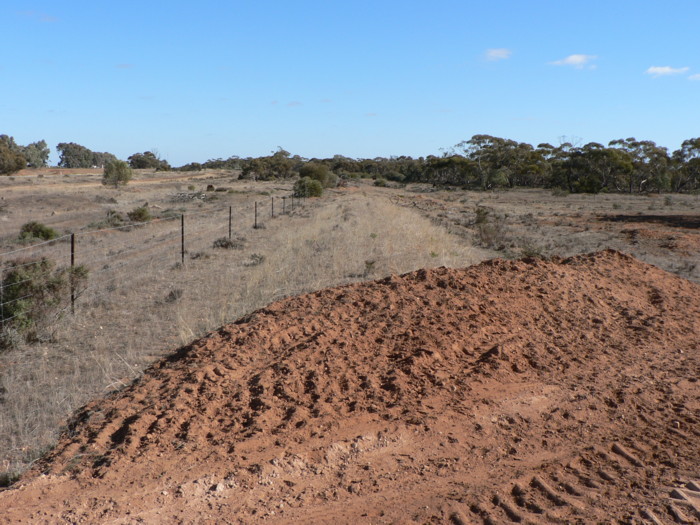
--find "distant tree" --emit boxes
[454,135,527,189]
[240,148,297,180]
[22,140,50,168]
[57,142,93,168]
[0,137,26,175]
[671,138,700,192]
[57,142,117,168]
[128,151,171,171]
[102,159,132,188]
[92,151,118,168]
[299,162,331,187]
[424,155,476,186]
[178,162,203,172]
[609,138,670,193]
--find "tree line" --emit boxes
[175,137,700,193]
[2,134,699,193]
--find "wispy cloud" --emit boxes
[689,74,700,81]
[645,66,690,77]
[116,63,134,69]
[550,54,597,69]
[286,101,302,107]
[18,10,57,23]
[485,48,511,61]
[365,112,378,117]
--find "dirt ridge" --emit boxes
[1,249,699,523]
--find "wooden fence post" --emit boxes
[181,214,185,265]
[70,233,75,314]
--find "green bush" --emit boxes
[293,177,323,197]
[103,159,132,188]
[374,177,388,187]
[385,171,405,182]
[127,206,151,223]
[0,258,88,346]
[19,221,59,241]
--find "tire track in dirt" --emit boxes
[0,250,698,523]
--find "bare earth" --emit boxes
[1,250,698,523]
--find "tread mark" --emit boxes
[611,442,644,467]
[530,476,569,507]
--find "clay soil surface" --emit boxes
[1,250,699,523]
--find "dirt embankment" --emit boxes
[1,250,699,523]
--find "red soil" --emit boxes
[1,250,699,524]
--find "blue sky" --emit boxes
[2,1,699,166]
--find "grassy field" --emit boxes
[0,170,698,478]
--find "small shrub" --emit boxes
[188,185,196,191]
[299,162,330,187]
[87,210,124,230]
[374,177,388,187]
[0,258,88,346]
[474,207,490,225]
[473,207,506,249]
[19,221,58,241]
[325,173,339,188]
[293,177,323,197]
[385,171,405,182]
[0,471,21,488]
[102,159,132,188]
[664,196,673,207]
[551,187,569,197]
[243,253,265,267]
[164,289,183,303]
[213,236,245,250]
[127,206,151,223]
[520,243,544,258]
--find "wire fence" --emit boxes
[0,194,306,334]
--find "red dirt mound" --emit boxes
[1,250,699,524]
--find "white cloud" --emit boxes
[550,54,597,69]
[690,74,700,81]
[645,66,690,77]
[485,48,511,61]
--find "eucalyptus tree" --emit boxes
[609,138,670,193]
[671,138,700,192]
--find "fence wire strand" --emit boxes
[1,196,306,330]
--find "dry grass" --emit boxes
[0,183,485,477]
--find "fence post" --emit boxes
[0,268,4,330]
[181,214,185,265]
[70,233,75,314]
[271,197,275,218]
[254,202,258,229]
[282,196,286,215]
[228,206,232,240]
